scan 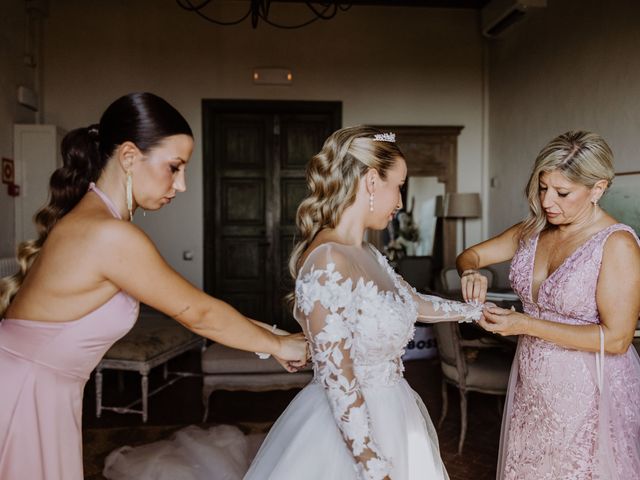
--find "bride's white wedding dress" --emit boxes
[245,243,483,480]
[102,243,483,480]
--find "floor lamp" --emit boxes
[438,193,481,250]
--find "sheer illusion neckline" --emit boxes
[297,241,367,273]
[529,223,623,303]
[296,242,407,301]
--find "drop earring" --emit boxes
[369,181,375,212]
[126,169,133,221]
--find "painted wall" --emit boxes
[42,0,486,287]
[0,0,37,257]
[488,0,640,285]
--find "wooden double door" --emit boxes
[203,100,341,331]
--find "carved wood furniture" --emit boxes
[95,310,204,423]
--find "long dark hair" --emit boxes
[1,92,192,316]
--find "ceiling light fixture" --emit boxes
[176,0,352,29]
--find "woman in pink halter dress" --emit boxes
[0,93,307,480]
[457,131,640,479]
[0,185,139,480]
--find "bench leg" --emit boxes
[96,369,103,418]
[141,373,149,423]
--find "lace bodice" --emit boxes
[509,224,639,325]
[294,243,483,480]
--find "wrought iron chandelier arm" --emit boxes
[176,0,252,26]
[304,2,339,20]
[177,0,352,29]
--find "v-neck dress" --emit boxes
[0,183,139,480]
[498,223,640,479]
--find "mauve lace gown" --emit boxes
[0,184,139,480]
[499,223,640,479]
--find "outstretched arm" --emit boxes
[401,278,484,324]
[98,220,306,364]
[376,250,484,324]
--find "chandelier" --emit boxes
[176,1,352,29]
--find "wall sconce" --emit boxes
[252,67,293,85]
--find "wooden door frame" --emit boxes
[201,99,342,296]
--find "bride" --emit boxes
[244,126,486,480]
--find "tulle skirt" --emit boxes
[245,379,449,480]
[103,425,265,480]
[103,379,448,480]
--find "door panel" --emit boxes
[221,119,266,168]
[221,179,265,224]
[280,178,308,226]
[280,116,330,169]
[204,101,341,330]
[209,113,273,322]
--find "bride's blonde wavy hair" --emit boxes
[519,130,615,242]
[287,125,404,299]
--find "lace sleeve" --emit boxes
[408,285,484,323]
[371,246,484,323]
[296,263,391,480]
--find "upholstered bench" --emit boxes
[201,343,314,422]
[95,310,204,422]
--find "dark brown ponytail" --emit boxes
[1,92,192,317]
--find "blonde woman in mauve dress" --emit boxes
[457,131,640,479]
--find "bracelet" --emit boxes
[461,269,479,278]
[255,324,279,359]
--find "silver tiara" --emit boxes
[373,132,396,143]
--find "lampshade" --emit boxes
[440,193,481,218]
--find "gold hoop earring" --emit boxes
[126,170,133,221]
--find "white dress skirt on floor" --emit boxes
[103,425,264,480]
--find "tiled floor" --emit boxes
[83,351,501,479]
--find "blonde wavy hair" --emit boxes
[520,130,615,241]
[287,125,404,295]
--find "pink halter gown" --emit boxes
[499,223,640,479]
[0,183,139,480]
